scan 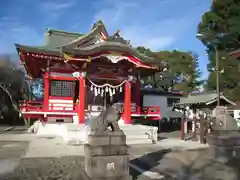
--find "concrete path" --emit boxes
[0,141,29,175]
[0,132,213,179]
[24,137,84,158]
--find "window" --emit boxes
[50,80,73,97]
[167,98,180,107]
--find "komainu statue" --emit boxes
[210,106,239,131]
[89,102,123,134]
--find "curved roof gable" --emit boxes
[62,20,109,48]
[15,20,162,66]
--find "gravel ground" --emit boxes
[0,126,28,134]
[0,156,84,180]
[0,130,239,180]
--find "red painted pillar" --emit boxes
[123,81,131,124]
[43,71,49,111]
[78,73,85,124]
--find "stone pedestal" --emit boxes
[83,132,131,180]
[208,131,240,163]
[208,106,240,163]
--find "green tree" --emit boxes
[197,0,240,101]
[137,47,202,93]
[0,55,28,125]
[155,50,202,93]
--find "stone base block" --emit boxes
[84,155,129,178]
[207,134,240,146]
[82,170,132,180]
[211,145,240,162]
[84,144,128,157]
[88,132,126,146]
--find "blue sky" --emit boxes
[0,0,211,79]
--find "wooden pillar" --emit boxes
[181,117,185,140]
[43,71,49,111]
[184,121,187,133]
[78,73,85,124]
[192,121,195,132]
[199,115,206,144]
[123,81,131,124]
[192,116,198,141]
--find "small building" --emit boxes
[175,91,236,120]
[177,92,236,109]
[140,88,184,120]
[174,92,236,135]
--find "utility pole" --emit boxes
[215,45,220,106]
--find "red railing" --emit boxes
[142,106,160,114]
[134,106,161,115]
[19,100,43,112]
[19,100,78,112]
[19,100,161,118]
[48,103,75,112]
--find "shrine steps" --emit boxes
[62,124,158,145]
[30,122,158,145]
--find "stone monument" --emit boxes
[207,106,240,163]
[83,102,131,180]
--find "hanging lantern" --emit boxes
[98,88,101,94]
[113,88,116,95]
[90,85,93,91]
[106,87,109,92]
[120,86,122,92]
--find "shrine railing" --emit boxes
[19,100,161,117]
[134,106,160,114]
[142,106,160,114]
[19,100,77,113]
[19,100,43,112]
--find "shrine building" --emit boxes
[16,20,162,125]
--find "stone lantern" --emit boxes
[207,106,240,163]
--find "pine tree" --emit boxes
[136,47,202,93]
[197,0,240,101]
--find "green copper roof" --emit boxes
[63,41,154,62]
[177,92,236,106]
[62,20,108,48]
[44,28,84,48]
[15,20,160,65]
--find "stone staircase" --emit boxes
[32,122,158,145]
[120,124,158,144]
[61,123,158,145]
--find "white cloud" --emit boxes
[119,25,175,50]
[92,0,198,50]
[143,37,175,50]
[40,0,76,22]
[0,26,42,54]
[41,1,75,11]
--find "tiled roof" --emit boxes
[177,92,236,106]
[15,20,159,64]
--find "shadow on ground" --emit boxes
[130,148,240,180]
[129,149,172,179]
[0,126,28,134]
